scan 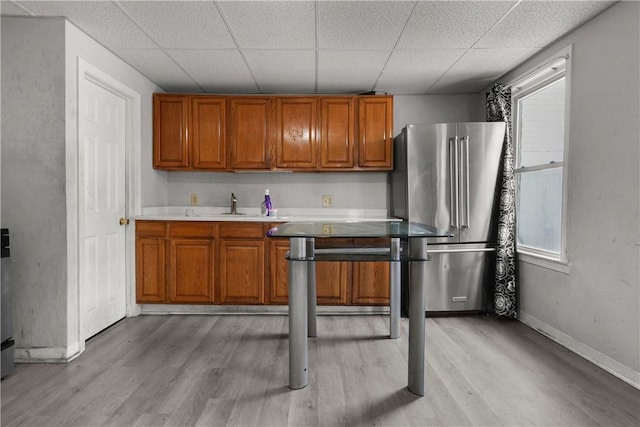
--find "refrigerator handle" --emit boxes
[461,136,470,228]
[449,137,459,229]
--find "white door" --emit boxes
[80,78,127,339]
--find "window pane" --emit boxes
[518,78,565,167]
[516,167,563,254]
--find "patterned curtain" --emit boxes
[486,83,517,318]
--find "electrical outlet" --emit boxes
[190,193,199,206]
[321,195,334,208]
[321,224,335,235]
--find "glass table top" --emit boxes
[266,221,452,239]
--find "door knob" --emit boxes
[119,217,130,226]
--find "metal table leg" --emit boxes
[306,238,317,338]
[389,238,401,339]
[408,238,427,396]
[288,237,308,389]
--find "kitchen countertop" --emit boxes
[134,207,399,223]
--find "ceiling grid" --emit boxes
[0,0,617,95]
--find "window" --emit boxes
[512,50,570,268]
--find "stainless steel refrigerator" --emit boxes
[390,122,506,313]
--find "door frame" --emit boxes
[71,59,141,356]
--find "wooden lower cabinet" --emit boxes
[136,220,390,306]
[268,239,386,305]
[219,239,265,304]
[135,237,166,303]
[269,239,290,304]
[351,263,390,305]
[316,262,349,305]
[168,238,215,303]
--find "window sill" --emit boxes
[517,251,572,274]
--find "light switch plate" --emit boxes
[190,193,199,206]
[322,195,334,207]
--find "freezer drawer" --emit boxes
[424,246,496,313]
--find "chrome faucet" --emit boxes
[230,193,238,214]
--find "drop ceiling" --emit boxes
[1,0,616,95]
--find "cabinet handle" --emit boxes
[119,218,130,226]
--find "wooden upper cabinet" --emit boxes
[153,94,393,172]
[191,96,226,170]
[153,94,189,169]
[276,97,317,169]
[320,97,355,169]
[229,97,273,170]
[358,96,393,170]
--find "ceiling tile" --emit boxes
[112,48,201,93]
[429,48,539,93]
[1,0,619,95]
[0,1,30,15]
[243,50,315,94]
[219,1,315,49]
[166,50,258,94]
[375,49,466,95]
[397,1,516,49]
[13,0,157,49]
[317,50,390,94]
[476,1,616,48]
[117,1,235,49]
[318,1,415,49]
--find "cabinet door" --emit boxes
[268,240,349,305]
[229,97,273,169]
[269,239,290,304]
[358,96,393,169]
[191,96,226,170]
[153,94,189,169]
[135,237,166,303]
[276,97,317,169]
[316,262,349,305]
[168,238,215,303]
[219,239,265,304]
[351,262,390,305]
[320,97,355,169]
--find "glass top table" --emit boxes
[267,220,452,396]
[266,220,451,239]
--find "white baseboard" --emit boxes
[140,304,389,316]
[14,342,82,364]
[519,310,640,390]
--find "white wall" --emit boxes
[2,17,68,354]
[1,16,161,360]
[64,23,167,209]
[162,94,483,211]
[393,93,484,135]
[495,2,639,386]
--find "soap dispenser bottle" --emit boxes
[261,189,272,216]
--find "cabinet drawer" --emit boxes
[168,222,216,238]
[135,221,166,237]
[219,222,264,239]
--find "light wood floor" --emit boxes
[2,314,639,426]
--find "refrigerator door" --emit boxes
[457,122,506,243]
[424,244,496,312]
[405,123,459,244]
